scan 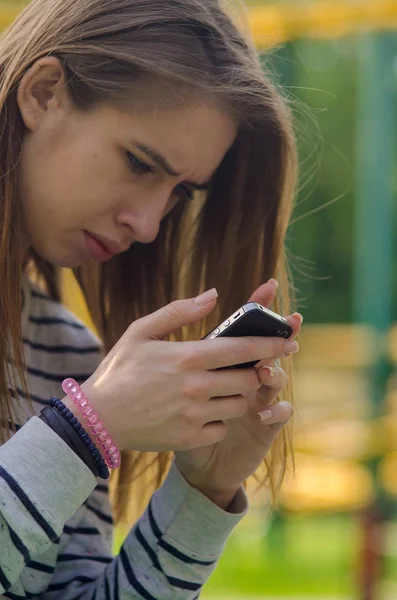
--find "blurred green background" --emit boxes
[52,0,397,598]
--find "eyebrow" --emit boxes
[135,143,211,191]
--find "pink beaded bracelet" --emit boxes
[62,378,121,469]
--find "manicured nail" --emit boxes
[195,288,218,306]
[257,409,273,422]
[285,341,299,355]
[292,312,304,325]
[262,366,277,378]
[269,278,279,288]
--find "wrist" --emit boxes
[196,487,240,511]
[62,395,76,413]
[79,380,122,451]
[62,378,121,470]
[177,468,239,510]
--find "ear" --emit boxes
[17,57,69,132]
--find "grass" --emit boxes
[200,513,357,597]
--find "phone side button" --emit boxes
[214,328,220,335]
[224,320,230,327]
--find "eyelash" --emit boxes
[126,151,194,201]
[126,151,155,175]
[176,185,193,201]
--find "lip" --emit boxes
[83,231,122,262]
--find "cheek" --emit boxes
[21,140,122,227]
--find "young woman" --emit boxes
[0,0,302,598]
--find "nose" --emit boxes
[128,215,161,245]
[117,193,168,245]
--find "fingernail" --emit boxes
[284,341,299,355]
[195,288,218,306]
[257,409,272,422]
[269,278,279,288]
[262,366,277,378]
[292,312,304,324]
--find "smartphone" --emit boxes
[202,302,293,369]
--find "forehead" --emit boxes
[98,100,237,182]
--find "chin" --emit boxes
[57,258,89,269]
[31,245,88,269]
[55,254,91,269]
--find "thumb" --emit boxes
[133,288,218,340]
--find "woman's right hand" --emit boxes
[73,290,295,452]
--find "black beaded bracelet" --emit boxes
[50,398,110,480]
[41,398,109,480]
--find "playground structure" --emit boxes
[247,1,397,48]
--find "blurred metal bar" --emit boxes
[353,34,396,381]
[353,33,397,600]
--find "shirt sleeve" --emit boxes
[39,463,247,600]
[0,417,248,600]
[0,417,97,598]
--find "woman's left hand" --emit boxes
[174,279,302,509]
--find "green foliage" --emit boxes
[201,514,357,597]
[266,38,397,324]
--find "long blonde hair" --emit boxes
[0,0,297,524]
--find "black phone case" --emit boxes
[206,305,293,369]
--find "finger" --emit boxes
[199,368,261,398]
[132,290,218,340]
[284,313,303,339]
[186,336,299,370]
[255,365,288,406]
[257,363,288,389]
[256,401,293,429]
[205,395,248,422]
[248,281,303,339]
[247,279,279,307]
[199,421,228,447]
[254,357,277,370]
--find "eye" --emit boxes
[126,151,155,175]
[175,184,194,201]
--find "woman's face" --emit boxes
[18,59,237,267]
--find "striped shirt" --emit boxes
[0,277,247,599]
